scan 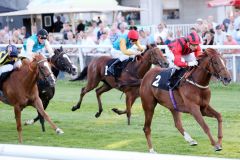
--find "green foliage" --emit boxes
[0,81,239,158]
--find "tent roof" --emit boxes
[207,0,240,7]
[0,0,143,17]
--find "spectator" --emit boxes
[97,29,112,53]
[53,16,63,32]
[109,24,120,44]
[76,20,85,33]
[203,31,214,45]
[164,31,174,45]
[139,29,149,45]
[154,22,168,42]
[19,26,30,41]
[214,25,226,45]
[80,31,96,54]
[224,33,239,54]
[97,22,105,41]
[97,16,102,26]
[61,23,72,40]
[48,32,60,44]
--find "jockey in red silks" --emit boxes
[167,31,202,87]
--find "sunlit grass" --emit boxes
[0,80,239,158]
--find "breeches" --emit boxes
[111,48,134,62]
[0,64,14,76]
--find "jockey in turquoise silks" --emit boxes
[19,29,54,61]
[108,29,144,74]
[0,45,21,77]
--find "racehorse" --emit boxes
[24,47,77,132]
[140,48,231,152]
[0,54,64,143]
[71,44,169,125]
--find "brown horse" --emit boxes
[0,54,63,143]
[71,44,169,125]
[24,47,77,132]
[140,48,231,153]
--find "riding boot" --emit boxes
[168,68,177,88]
[108,59,121,75]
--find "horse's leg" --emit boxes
[34,97,64,134]
[201,105,223,151]
[95,84,112,118]
[14,106,22,143]
[170,110,197,146]
[24,99,50,133]
[72,80,100,111]
[142,96,157,153]
[126,92,138,125]
[188,103,219,151]
[112,89,138,116]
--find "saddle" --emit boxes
[105,58,133,77]
[151,68,187,90]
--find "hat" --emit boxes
[196,18,203,22]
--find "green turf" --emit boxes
[0,80,239,158]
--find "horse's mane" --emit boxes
[198,48,218,61]
[141,43,157,56]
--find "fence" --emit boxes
[1,44,240,82]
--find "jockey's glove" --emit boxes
[188,60,198,67]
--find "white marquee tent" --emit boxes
[0,0,143,33]
[0,0,142,16]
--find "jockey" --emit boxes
[108,28,144,74]
[19,29,54,61]
[0,45,21,77]
[167,31,202,87]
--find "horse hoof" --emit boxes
[56,128,64,134]
[95,112,100,118]
[24,119,34,125]
[214,145,222,151]
[71,106,78,111]
[149,148,157,154]
[189,140,198,146]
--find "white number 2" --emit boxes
[152,75,161,87]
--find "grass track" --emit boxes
[0,81,239,158]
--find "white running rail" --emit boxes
[0,144,237,160]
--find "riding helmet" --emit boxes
[6,44,18,57]
[187,31,201,45]
[128,29,139,40]
[37,29,48,39]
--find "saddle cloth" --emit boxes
[105,58,133,77]
[151,68,187,90]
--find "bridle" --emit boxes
[185,53,225,89]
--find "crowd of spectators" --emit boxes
[2,11,240,55]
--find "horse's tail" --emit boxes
[70,66,88,81]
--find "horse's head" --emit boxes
[199,48,231,85]
[141,44,169,68]
[50,47,77,75]
[32,54,56,87]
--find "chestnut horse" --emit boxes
[71,44,169,125]
[0,54,64,143]
[140,48,231,153]
[24,47,77,132]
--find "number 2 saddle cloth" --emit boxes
[151,68,187,90]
